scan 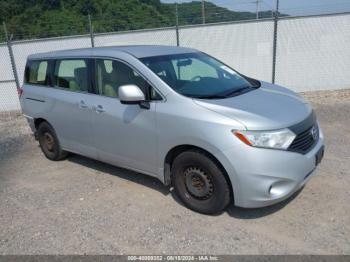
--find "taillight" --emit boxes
[18,87,23,98]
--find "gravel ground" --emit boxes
[0,89,349,255]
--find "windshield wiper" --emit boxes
[186,86,253,99]
[191,94,227,99]
[221,86,252,98]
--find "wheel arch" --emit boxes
[33,118,51,140]
[34,117,49,129]
[163,144,234,200]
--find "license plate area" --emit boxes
[315,145,325,166]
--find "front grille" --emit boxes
[288,124,319,154]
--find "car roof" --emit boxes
[27,45,199,60]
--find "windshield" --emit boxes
[140,52,258,99]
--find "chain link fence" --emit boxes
[275,13,350,91]
[94,27,177,47]
[0,24,17,114]
[179,19,275,83]
[1,12,350,116]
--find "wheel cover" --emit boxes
[43,132,55,152]
[184,166,214,200]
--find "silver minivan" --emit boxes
[20,45,324,214]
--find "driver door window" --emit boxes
[95,59,161,100]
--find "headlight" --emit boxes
[233,128,296,150]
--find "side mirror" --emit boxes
[118,85,149,109]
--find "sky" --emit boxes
[161,0,350,16]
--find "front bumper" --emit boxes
[216,128,325,208]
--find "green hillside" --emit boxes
[0,0,280,42]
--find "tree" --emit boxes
[0,0,283,42]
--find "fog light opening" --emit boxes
[268,185,272,194]
[268,184,284,196]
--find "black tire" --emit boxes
[172,150,231,214]
[37,122,68,161]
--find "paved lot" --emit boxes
[0,90,349,255]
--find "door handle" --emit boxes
[79,100,88,109]
[95,105,105,113]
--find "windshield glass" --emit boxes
[140,52,257,99]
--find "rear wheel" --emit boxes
[172,150,231,214]
[37,122,68,161]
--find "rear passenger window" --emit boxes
[25,60,48,85]
[54,59,88,92]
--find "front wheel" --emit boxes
[37,122,68,161]
[172,150,231,214]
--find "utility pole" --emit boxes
[275,0,279,18]
[252,0,262,19]
[201,0,206,24]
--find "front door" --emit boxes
[91,58,159,176]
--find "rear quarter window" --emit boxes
[25,60,49,85]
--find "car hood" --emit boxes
[193,81,312,130]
